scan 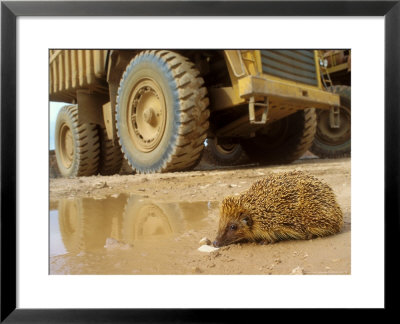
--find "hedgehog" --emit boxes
[213,170,343,247]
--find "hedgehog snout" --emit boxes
[213,227,238,247]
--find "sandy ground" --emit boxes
[49,157,351,275]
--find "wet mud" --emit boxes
[50,158,351,275]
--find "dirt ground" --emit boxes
[49,157,351,275]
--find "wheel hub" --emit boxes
[59,123,74,168]
[216,143,236,154]
[317,106,351,145]
[128,79,166,153]
[143,107,156,125]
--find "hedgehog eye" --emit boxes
[229,224,238,231]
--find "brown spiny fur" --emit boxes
[213,171,343,247]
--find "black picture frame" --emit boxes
[1,0,398,322]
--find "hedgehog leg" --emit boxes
[257,232,278,245]
[275,227,306,241]
[308,227,335,238]
[305,233,316,240]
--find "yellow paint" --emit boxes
[237,75,340,109]
[314,50,323,89]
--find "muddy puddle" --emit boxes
[50,159,351,275]
[50,194,220,274]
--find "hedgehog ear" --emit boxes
[241,215,253,227]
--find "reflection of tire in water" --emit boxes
[58,198,113,253]
[122,196,184,245]
[178,202,209,227]
[102,194,129,241]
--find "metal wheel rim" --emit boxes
[215,143,237,154]
[59,123,74,168]
[127,78,167,153]
[316,106,351,145]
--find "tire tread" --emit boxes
[55,105,100,177]
[116,50,210,173]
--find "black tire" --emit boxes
[203,138,248,166]
[116,50,210,174]
[98,126,123,175]
[55,105,100,177]
[241,108,317,164]
[119,158,135,175]
[310,85,351,158]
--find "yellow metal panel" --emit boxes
[313,50,323,89]
[65,50,71,90]
[49,54,53,94]
[77,50,85,87]
[241,50,257,76]
[224,50,246,77]
[49,50,61,64]
[209,87,246,111]
[94,50,107,78]
[71,50,78,89]
[238,75,340,109]
[102,101,113,140]
[85,50,93,85]
[52,58,58,93]
[50,49,108,100]
[58,52,64,92]
[223,50,261,80]
[254,50,262,74]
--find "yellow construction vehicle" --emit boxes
[312,49,351,158]
[50,49,340,176]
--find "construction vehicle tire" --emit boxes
[310,85,351,158]
[116,50,210,174]
[241,108,317,164]
[55,105,100,177]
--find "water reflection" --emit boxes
[53,194,210,255]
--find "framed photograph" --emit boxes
[1,0,397,321]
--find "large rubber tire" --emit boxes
[98,126,123,175]
[203,138,248,166]
[310,85,351,158]
[241,108,317,164]
[119,158,135,175]
[116,50,210,174]
[55,105,100,177]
